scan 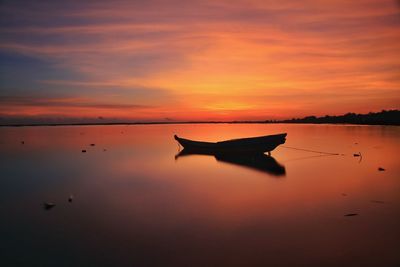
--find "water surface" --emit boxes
[1,124,399,266]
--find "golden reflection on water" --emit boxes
[0,124,399,266]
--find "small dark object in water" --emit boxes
[353,152,362,163]
[378,167,385,171]
[21,141,25,144]
[354,142,358,145]
[43,202,55,210]
[90,143,95,146]
[68,195,74,202]
[82,149,86,153]
[371,200,385,204]
[341,193,347,196]
[103,149,107,152]
[344,213,358,216]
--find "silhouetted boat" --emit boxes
[175,149,286,176]
[174,133,287,154]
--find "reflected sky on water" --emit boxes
[0,124,399,266]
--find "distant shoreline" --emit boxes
[0,121,398,127]
[1,110,398,127]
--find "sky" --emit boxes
[0,0,399,123]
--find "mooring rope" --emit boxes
[282,154,338,163]
[280,145,341,156]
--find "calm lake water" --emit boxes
[0,124,399,267]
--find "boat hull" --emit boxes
[174,133,287,154]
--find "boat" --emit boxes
[174,133,287,154]
[175,149,286,176]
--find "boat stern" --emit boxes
[279,133,287,144]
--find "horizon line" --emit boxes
[1,109,398,127]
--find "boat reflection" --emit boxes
[175,149,286,177]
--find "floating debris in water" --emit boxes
[103,149,107,152]
[68,195,74,202]
[43,202,55,210]
[341,193,347,196]
[82,150,87,153]
[371,200,385,204]
[90,143,95,146]
[353,152,362,163]
[378,167,385,171]
[344,213,358,216]
[354,142,358,145]
[21,141,25,144]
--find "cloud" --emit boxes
[0,95,149,109]
[0,0,399,121]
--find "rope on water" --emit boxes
[280,145,342,156]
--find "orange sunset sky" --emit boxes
[0,0,399,123]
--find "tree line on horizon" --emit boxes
[267,109,399,125]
